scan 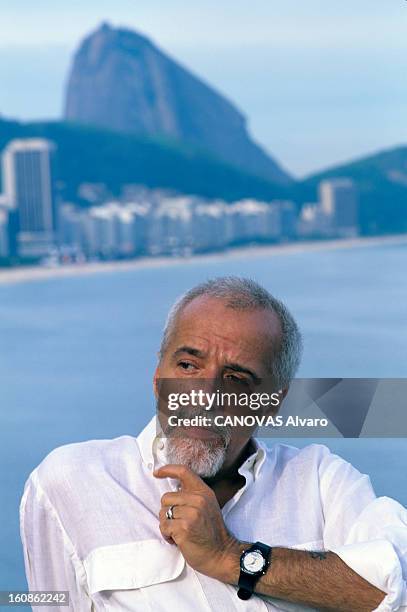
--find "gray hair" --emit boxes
[159,276,303,388]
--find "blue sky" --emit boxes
[1,0,406,177]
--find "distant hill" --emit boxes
[1,118,406,236]
[64,22,291,185]
[297,147,407,234]
[0,118,291,202]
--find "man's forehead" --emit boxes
[170,296,282,353]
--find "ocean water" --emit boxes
[0,241,407,591]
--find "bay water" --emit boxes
[1,241,406,589]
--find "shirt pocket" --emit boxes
[83,539,185,595]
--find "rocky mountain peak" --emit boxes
[64,23,291,184]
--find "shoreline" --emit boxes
[1,233,407,286]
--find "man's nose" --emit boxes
[192,368,223,398]
[194,361,221,382]
[195,375,220,392]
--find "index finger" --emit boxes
[153,464,208,491]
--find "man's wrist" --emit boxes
[213,538,250,584]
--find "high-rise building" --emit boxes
[1,138,57,256]
[319,178,359,237]
[279,200,297,239]
[0,206,8,257]
[0,202,19,259]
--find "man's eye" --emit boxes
[225,374,249,386]
[178,361,196,371]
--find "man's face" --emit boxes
[154,295,283,479]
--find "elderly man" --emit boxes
[21,277,407,611]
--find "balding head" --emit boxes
[159,276,302,389]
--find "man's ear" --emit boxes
[279,386,289,401]
[153,362,161,399]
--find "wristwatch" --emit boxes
[237,541,272,600]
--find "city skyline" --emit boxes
[0,134,359,262]
[1,1,406,177]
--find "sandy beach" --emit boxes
[1,234,407,286]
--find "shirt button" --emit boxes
[148,462,153,470]
[158,441,165,450]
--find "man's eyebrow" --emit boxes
[173,346,206,358]
[172,347,261,381]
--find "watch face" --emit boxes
[242,550,265,574]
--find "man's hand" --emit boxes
[154,464,242,580]
[154,465,386,611]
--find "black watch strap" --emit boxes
[237,541,272,600]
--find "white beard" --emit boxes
[165,435,229,478]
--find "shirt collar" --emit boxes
[136,415,160,469]
[136,415,267,480]
[238,437,267,480]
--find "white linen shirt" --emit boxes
[20,415,407,611]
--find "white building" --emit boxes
[319,178,359,237]
[58,204,90,258]
[297,203,320,237]
[297,201,336,238]
[277,200,297,239]
[148,196,194,255]
[192,200,226,252]
[225,200,266,244]
[0,207,8,257]
[89,202,122,256]
[1,138,57,256]
[268,202,282,239]
[225,199,286,245]
[56,193,301,262]
[59,201,152,258]
[125,202,151,254]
